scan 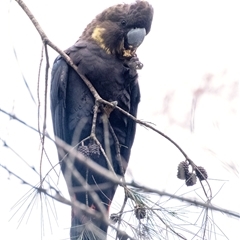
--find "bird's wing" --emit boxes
[50,56,69,144]
[124,81,140,162]
[50,42,90,144]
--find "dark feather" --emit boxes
[50,1,153,239]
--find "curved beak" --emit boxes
[126,28,146,49]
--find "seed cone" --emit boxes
[89,143,100,158]
[77,145,89,156]
[185,173,197,186]
[196,166,208,181]
[134,205,146,220]
[177,161,189,180]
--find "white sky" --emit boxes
[0,0,240,239]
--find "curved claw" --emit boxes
[124,56,143,71]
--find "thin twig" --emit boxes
[1,107,239,219]
[55,137,240,219]
[37,44,44,187]
[39,43,50,185]
[90,101,99,137]
[0,108,44,136]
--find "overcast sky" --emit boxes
[0,1,240,239]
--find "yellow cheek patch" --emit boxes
[92,27,110,54]
[123,49,136,58]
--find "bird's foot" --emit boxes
[124,56,143,70]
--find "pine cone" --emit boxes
[110,213,119,223]
[134,205,146,220]
[77,145,89,156]
[89,143,100,158]
[195,166,208,181]
[185,173,197,186]
[177,161,189,180]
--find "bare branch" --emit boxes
[55,137,240,219]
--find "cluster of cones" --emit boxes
[177,161,208,186]
[78,143,100,158]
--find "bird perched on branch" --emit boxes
[50,1,153,239]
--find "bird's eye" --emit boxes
[121,19,127,26]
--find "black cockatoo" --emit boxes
[50,1,153,239]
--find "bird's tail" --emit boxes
[70,215,108,240]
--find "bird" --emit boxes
[50,1,153,239]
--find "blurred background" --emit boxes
[0,0,239,239]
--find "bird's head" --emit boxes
[81,0,153,58]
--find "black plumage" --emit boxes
[50,1,153,239]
